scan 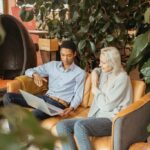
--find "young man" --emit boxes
[3,40,86,120]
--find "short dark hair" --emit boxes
[60,40,77,53]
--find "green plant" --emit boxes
[0,104,64,150]
[18,0,150,69]
[0,18,6,45]
[126,6,150,91]
[147,123,150,133]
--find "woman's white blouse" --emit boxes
[88,68,133,120]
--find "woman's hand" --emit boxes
[32,73,47,87]
[92,86,99,95]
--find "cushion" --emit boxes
[15,75,48,94]
[129,142,150,150]
[80,74,91,108]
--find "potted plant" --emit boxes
[17,0,150,70]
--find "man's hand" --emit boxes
[59,107,74,117]
[32,73,47,87]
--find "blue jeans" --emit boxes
[56,117,112,150]
[3,93,66,120]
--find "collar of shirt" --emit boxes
[57,61,75,72]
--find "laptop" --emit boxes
[19,89,63,116]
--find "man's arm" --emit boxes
[70,71,86,110]
[25,63,50,87]
[60,71,86,117]
[25,63,49,77]
[32,73,47,87]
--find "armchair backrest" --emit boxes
[131,80,146,102]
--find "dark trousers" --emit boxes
[3,93,66,120]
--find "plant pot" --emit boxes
[38,38,59,63]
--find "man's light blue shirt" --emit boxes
[25,61,86,109]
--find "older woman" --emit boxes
[56,47,133,150]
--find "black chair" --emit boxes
[0,14,37,79]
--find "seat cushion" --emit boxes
[41,107,89,131]
[15,75,48,94]
[129,142,150,150]
[92,136,111,150]
[0,79,12,90]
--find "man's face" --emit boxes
[60,48,76,66]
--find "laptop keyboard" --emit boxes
[48,107,57,114]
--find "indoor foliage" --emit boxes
[18,0,150,76]
[18,0,150,69]
[0,104,62,150]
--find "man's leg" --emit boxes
[32,95,66,120]
[3,93,31,130]
[56,118,81,150]
[3,93,29,107]
[74,117,112,150]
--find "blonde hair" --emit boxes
[101,47,122,74]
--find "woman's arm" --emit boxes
[91,68,101,92]
[94,73,132,111]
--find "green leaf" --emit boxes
[101,22,110,33]
[0,105,60,150]
[144,7,150,24]
[106,35,114,42]
[78,40,86,52]
[147,124,150,132]
[89,16,95,23]
[113,14,123,23]
[141,59,150,77]
[143,77,150,84]
[89,41,96,53]
[26,0,36,4]
[72,11,79,22]
[0,133,23,150]
[126,30,150,72]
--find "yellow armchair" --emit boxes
[6,75,149,150]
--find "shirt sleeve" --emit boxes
[94,73,131,111]
[70,71,86,109]
[25,62,51,77]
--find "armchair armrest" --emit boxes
[129,142,150,150]
[111,92,150,150]
[7,75,48,94]
[7,79,22,93]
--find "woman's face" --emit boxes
[99,54,113,72]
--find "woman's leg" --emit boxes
[74,117,112,150]
[56,118,81,150]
